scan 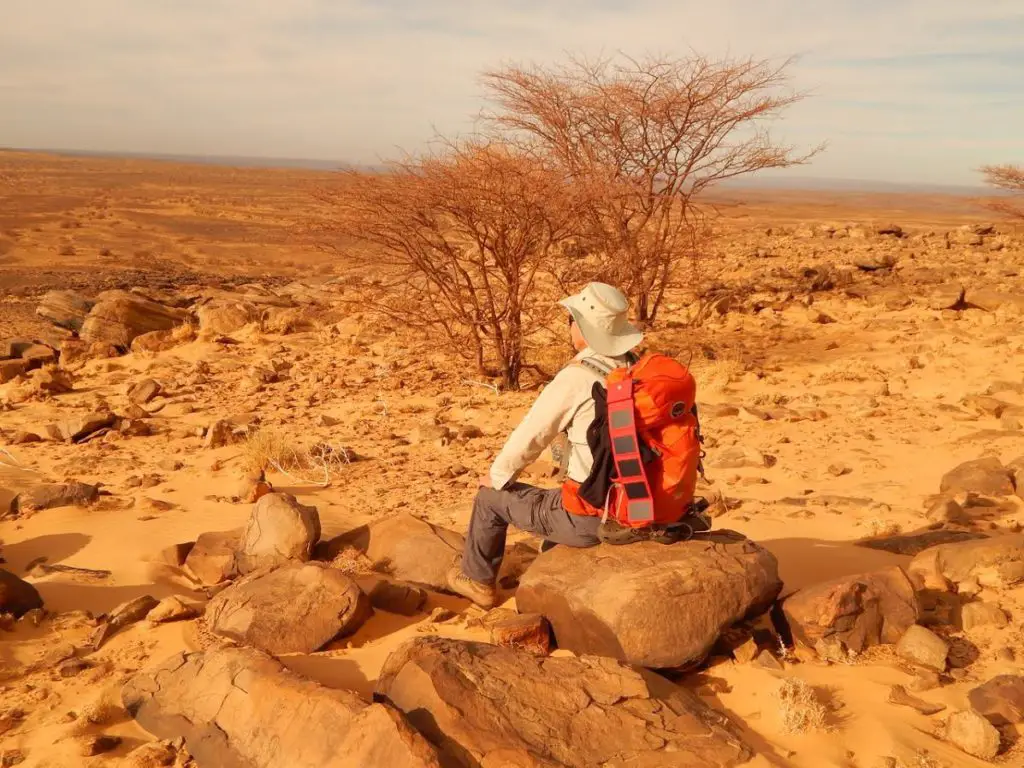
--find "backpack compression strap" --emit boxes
[606,376,655,524]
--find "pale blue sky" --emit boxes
[3,0,1022,184]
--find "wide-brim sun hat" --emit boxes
[559,282,644,357]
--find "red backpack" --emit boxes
[562,353,703,528]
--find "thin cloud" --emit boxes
[2,0,1022,182]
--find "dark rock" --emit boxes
[517,531,782,669]
[368,581,427,616]
[857,529,988,556]
[0,359,27,383]
[968,675,1024,726]
[123,648,442,768]
[14,482,100,515]
[205,563,370,654]
[375,636,753,768]
[782,567,918,654]
[0,569,43,618]
[78,735,121,757]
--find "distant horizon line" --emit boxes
[0,145,995,196]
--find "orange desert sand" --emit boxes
[1,151,1023,767]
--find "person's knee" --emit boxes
[472,486,508,521]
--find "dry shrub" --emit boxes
[484,53,821,323]
[242,427,354,486]
[981,164,1024,220]
[318,140,577,390]
[773,678,829,734]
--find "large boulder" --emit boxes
[14,481,101,515]
[0,568,43,617]
[375,637,752,768]
[81,292,184,348]
[939,457,1014,497]
[908,534,1024,591]
[123,648,441,768]
[236,493,321,575]
[36,290,95,333]
[205,563,370,654]
[782,566,918,654]
[516,531,782,668]
[968,675,1024,727]
[196,301,259,335]
[327,512,464,591]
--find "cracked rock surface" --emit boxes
[122,647,442,768]
[375,636,753,768]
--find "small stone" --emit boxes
[896,625,949,671]
[487,612,552,656]
[78,735,121,757]
[733,637,760,664]
[204,419,237,449]
[961,602,1008,632]
[945,709,1001,760]
[828,463,852,477]
[146,596,198,624]
[428,607,456,623]
[57,658,93,678]
[128,379,162,405]
[888,684,945,715]
[753,650,784,671]
[926,498,970,525]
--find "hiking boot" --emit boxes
[446,566,496,609]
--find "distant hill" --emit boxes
[1,146,993,195]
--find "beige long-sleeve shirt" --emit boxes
[489,348,632,490]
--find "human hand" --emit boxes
[478,474,493,489]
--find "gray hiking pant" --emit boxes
[461,482,601,583]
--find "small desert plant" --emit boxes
[773,678,829,734]
[242,427,354,486]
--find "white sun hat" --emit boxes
[559,282,644,357]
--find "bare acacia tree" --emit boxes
[981,164,1024,220]
[316,141,576,390]
[482,54,821,323]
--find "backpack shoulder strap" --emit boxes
[573,355,618,380]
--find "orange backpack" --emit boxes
[562,353,703,528]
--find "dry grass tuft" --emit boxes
[242,427,355,486]
[773,678,830,734]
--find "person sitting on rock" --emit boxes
[446,282,642,608]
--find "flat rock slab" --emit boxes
[123,648,441,768]
[908,534,1024,591]
[856,530,988,556]
[376,637,752,768]
[782,566,918,654]
[516,530,782,668]
[205,562,370,654]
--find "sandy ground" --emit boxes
[2,151,1024,768]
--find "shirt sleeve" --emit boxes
[489,367,589,490]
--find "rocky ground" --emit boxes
[2,152,1024,768]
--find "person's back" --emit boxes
[447,283,645,608]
